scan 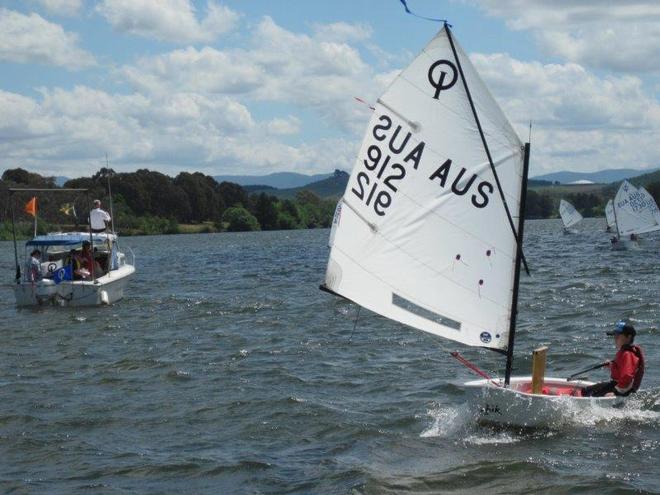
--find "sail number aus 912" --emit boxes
[351,115,425,216]
[351,145,404,216]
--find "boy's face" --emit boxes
[614,333,630,350]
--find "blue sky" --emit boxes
[0,0,658,179]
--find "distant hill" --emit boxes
[214,171,334,189]
[243,184,276,193]
[629,169,660,187]
[531,168,658,184]
[249,170,349,199]
[54,176,69,186]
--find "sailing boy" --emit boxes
[582,321,644,397]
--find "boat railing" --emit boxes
[125,246,136,268]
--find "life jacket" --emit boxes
[622,344,645,393]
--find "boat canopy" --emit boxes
[26,232,116,246]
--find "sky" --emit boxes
[0,0,658,179]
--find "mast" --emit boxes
[612,196,621,239]
[106,154,116,234]
[504,142,530,386]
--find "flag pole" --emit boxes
[10,193,20,282]
[33,198,37,237]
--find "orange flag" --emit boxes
[24,197,37,217]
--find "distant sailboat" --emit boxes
[321,24,621,427]
[559,199,583,234]
[604,199,615,232]
[611,180,660,250]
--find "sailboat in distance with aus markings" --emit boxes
[321,23,621,428]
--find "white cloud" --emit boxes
[96,0,239,43]
[0,85,353,177]
[265,116,300,136]
[312,21,373,43]
[121,46,264,95]
[471,53,660,173]
[30,0,82,17]
[0,8,95,68]
[474,0,660,72]
[122,17,387,134]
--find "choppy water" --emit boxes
[1,219,658,494]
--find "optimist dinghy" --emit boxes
[610,181,660,250]
[320,23,622,428]
[559,199,582,234]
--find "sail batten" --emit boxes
[324,26,525,350]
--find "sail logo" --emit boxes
[480,331,492,343]
[427,60,458,99]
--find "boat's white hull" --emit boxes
[14,264,135,307]
[562,228,578,235]
[464,376,623,428]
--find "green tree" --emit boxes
[222,206,260,232]
[254,193,279,230]
[218,181,249,208]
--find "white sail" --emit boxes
[605,199,615,229]
[614,180,660,235]
[559,199,583,229]
[639,186,660,225]
[324,27,524,350]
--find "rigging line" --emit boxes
[349,306,361,343]
[399,0,449,23]
[444,24,530,276]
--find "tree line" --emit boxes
[2,167,659,239]
[0,167,336,238]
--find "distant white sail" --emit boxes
[605,199,615,229]
[559,199,583,229]
[614,180,660,235]
[324,27,524,350]
[638,186,660,225]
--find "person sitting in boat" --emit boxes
[582,321,644,397]
[90,199,111,233]
[73,241,103,279]
[630,233,638,241]
[26,249,42,282]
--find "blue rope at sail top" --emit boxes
[399,0,449,23]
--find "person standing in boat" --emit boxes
[90,199,111,233]
[582,321,644,397]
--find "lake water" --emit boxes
[1,219,658,494]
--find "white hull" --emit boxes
[464,376,623,428]
[562,228,578,235]
[14,264,135,307]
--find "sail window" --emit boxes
[392,293,461,330]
